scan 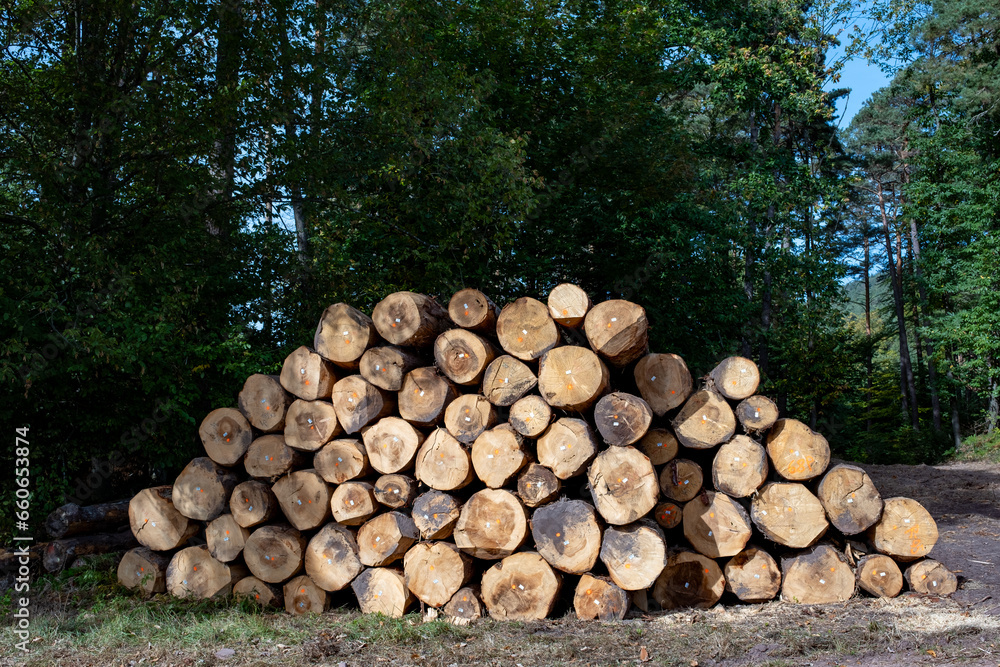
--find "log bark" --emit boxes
[233,576,283,607]
[508,395,552,437]
[735,395,779,433]
[517,463,561,508]
[166,545,246,599]
[244,524,306,583]
[272,469,332,531]
[434,329,497,386]
[653,502,682,530]
[600,522,667,591]
[398,366,459,428]
[709,356,760,400]
[374,474,419,509]
[199,408,253,466]
[652,550,725,609]
[414,428,473,491]
[904,559,956,596]
[360,345,426,392]
[682,490,753,558]
[594,392,653,446]
[372,291,450,347]
[711,435,768,498]
[46,500,130,540]
[867,497,938,561]
[362,416,425,474]
[314,302,381,370]
[481,355,537,406]
[780,543,854,604]
[816,464,883,535]
[329,482,378,526]
[574,574,629,621]
[537,345,609,411]
[279,345,337,401]
[230,480,279,528]
[358,511,419,567]
[634,353,693,416]
[206,513,250,563]
[448,287,500,333]
[750,482,829,548]
[284,575,330,615]
[44,530,138,573]
[444,394,496,444]
[547,283,591,328]
[671,390,736,449]
[587,446,658,525]
[531,499,603,574]
[583,300,649,366]
[172,457,239,522]
[404,541,473,607]
[536,417,598,480]
[305,523,363,592]
[118,547,171,595]
[331,375,396,434]
[238,374,292,432]
[412,491,462,539]
[765,418,830,481]
[658,458,703,503]
[352,567,414,618]
[481,552,561,620]
[453,489,529,559]
[472,424,529,488]
[245,435,306,481]
[637,427,679,466]
[284,399,341,452]
[495,296,560,361]
[314,438,370,484]
[856,554,903,598]
[723,545,781,602]
[443,586,483,622]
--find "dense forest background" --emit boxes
[2,0,998,534]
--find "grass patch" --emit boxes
[953,430,1000,462]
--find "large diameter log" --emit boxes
[398,367,458,428]
[448,288,500,333]
[172,457,238,522]
[481,355,537,406]
[517,463,561,508]
[750,482,829,549]
[245,435,306,481]
[574,575,629,621]
[434,329,497,386]
[444,586,483,622]
[46,500,130,540]
[856,554,903,598]
[453,489,529,559]
[329,482,378,526]
[238,374,292,432]
[372,291,450,347]
[780,544,855,604]
[600,522,667,591]
[230,480,279,528]
[44,530,138,573]
[588,447,658,525]
[537,346,609,411]
[244,524,306,583]
[531,499,602,574]
[711,435,768,498]
[671,390,736,449]
[508,395,552,437]
[360,345,426,392]
[404,541,473,607]
[481,552,562,621]
[166,545,247,599]
[362,416,425,474]
[314,303,381,369]
[904,559,957,596]
[352,567,414,618]
[583,300,647,367]
[547,283,591,328]
[118,547,171,595]
[653,502,683,530]
[444,394,496,444]
[723,546,781,602]
[206,514,250,563]
[736,395,779,433]
[374,474,419,509]
[412,491,462,540]
[496,297,560,361]
[472,424,529,488]
[358,512,419,567]
[817,464,883,535]
[279,345,337,401]
[652,550,725,610]
[272,470,332,531]
[766,418,831,481]
[305,523,363,592]
[659,458,703,502]
[332,375,396,434]
[234,576,283,607]
[199,408,253,466]
[284,399,341,452]
[683,491,753,558]
[129,486,197,551]
[314,438,370,484]
[414,429,473,491]
[285,575,330,615]
[634,353,693,416]
[867,497,938,561]
[536,417,598,479]
[709,356,760,400]
[594,392,653,446]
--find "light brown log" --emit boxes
[206,513,250,563]
[117,547,171,595]
[537,345,609,411]
[711,435,768,498]
[414,428,473,491]
[352,567,414,618]
[634,353,693,416]
[671,389,736,449]
[272,470,332,531]
[199,408,254,466]
[547,283,591,328]
[904,559,957,596]
[44,531,138,573]
[751,482,829,549]
[658,458,703,503]
[508,395,552,437]
[374,474,419,508]
[724,546,782,602]
[172,457,239,522]
[360,345,426,392]
[481,552,561,620]
[856,554,903,598]
[653,502,683,530]
[280,345,337,401]
[243,524,306,583]
[398,367,459,428]
[600,522,667,591]
[481,355,538,406]
[574,574,629,621]
[780,543,855,604]
[284,575,330,615]
[531,499,602,574]
[867,497,938,561]
[588,446,658,525]
[314,303,381,370]
[583,300,648,367]
[47,500,130,540]
[495,296,560,361]
[284,399,341,452]
[766,418,831,481]
[245,434,306,481]
[683,491,752,559]
[453,489,529,559]
[444,393,496,444]
[652,550,725,609]
[238,374,292,433]
[166,545,247,599]
[637,428,679,466]
[362,416,425,474]
[331,375,396,435]
[709,356,760,400]
[372,291,451,347]
[448,288,500,333]
[233,576,283,607]
[305,523,363,592]
[314,438,370,484]
[330,482,378,526]
[816,464,884,535]
[412,491,462,539]
[517,463,561,508]
[536,417,598,480]
[443,586,483,622]
[358,512,419,567]
[594,392,653,446]
[229,480,279,528]
[404,541,473,607]
[434,329,497,386]
[472,424,529,488]
[735,395,779,433]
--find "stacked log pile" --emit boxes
[120,285,956,619]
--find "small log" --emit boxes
[205,513,250,563]
[245,434,306,481]
[272,470,332,531]
[633,353,693,416]
[652,550,725,609]
[817,464,883,535]
[360,345,426,392]
[583,299,648,367]
[711,435,768,498]
[243,524,306,583]
[588,446,658,525]
[671,390,736,449]
[434,329,497,386]
[358,512,419,567]
[233,576,283,607]
[331,375,396,434]
[444,393,496,444]
[448,287,501,333]
[856,554,903,598]
[314,438,370,484]
[904,559,957,596]
[443,586,483,622]
[683,490,753,558]
[352,567,414,618]
[279,345,337,401]
[653,502,683,530]
[414,428,473,491]
[735,395,779,433]
[229,480,279,528]
[472,424,529,488]
[314,302,381,370]
[330,482,378,526]
[172,457,239,522]
[547,283,591,328]
[398,366,459,428]
[867,497,938,561]
[411,491,462,539]
[658,458,703,503]
[372,291,450,347]
[780,543,855,604]
[199,408,253,467]
[305,523,363,592]
[536,417,598,480]
[723,545,782,602]
[166,545,247,599]
[600,522,667,591]
[594,392,653,446]
[574,574,629,621]
[404,541,473,607]
[481,552,562,620]
[766,418,831,481]
[285,575,330,615]
[751,482,829,549]
[636,427,679,466]
[284,399,341,452]
[517,463,561,508]
[495,296,560,361]
[46,500,130,540]
[481,355,538,406]
[374,474,419,508]
[531,499,603,574]
[537,345,610,411]
[238,374,292,433]
[362,416,425,474]
[709,356,760,400]
[118,547,171,595]
[508,395,552,437]
[43,530,138,573]
[453,489,529,559]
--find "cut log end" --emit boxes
[238,374,291,432]
[508,394,552,437]
[352,567,414,617]
[537,346,609,411]
[817,464,883,535]
[284,399,341,452]
[780,544,854,604]
[358,511,419,567]
[314,303,380,369]
[723,546,781,602]
[243,524,306,583]
[444,394,496,444]
[481,355,538,407]
[372,291,450,348]
[637,428,679,467]
[199,408,253,466]
[117,547,171,595]
[709,356,760,400]
[711,435,768,498]
[751,482,829,549]
[517,463,561,508]
[531,499,602,574]
[600,522,667,591]
[412,491,462,540]
[305,523,363,592]
[659,458,704,503]
[856,554,903,598]
[284,575,330,615]
[765,418,831,481]
[868,497,938,561]
[904,559,957,596]
[583,300,648,367]
[434,329,497,386]
[166,545,244,599]
[404,541,472,607]
[653,550,725,609]
[682,491,752,559]
[672,390,736,450]
[735,395,779,433]
[360,345,426,392]
[481,552,561,620]
[280,345,337,401]
[496,297,560,361]
[547,283,591,328]
[453,489,529,560]
[448,288,500,333]
[634,353,693,415]
[594,392,653,446]
[587,446,658,525]
[172,457,238,522]
[574,574,629,621]
[272,470,332,531]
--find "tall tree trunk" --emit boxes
[909,218,942,431]
[988,373,999,436]
[945,349,961,450]
[863,230,872,433]
[209,0,243,236]
[278,2,310,266]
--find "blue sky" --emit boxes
[828,55,891,129]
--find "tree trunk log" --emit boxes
[244,524,306,583]
[496,297,560,361]
[314,302,381,370]
[238,374,292,432]
[765,418,831,481]
[43,530,138,573]
[594,392,653,446]
[360,345,426,392]
[453,489,529,559]
[856,554,903,598]
[600,522,667,591]
[358,511,419,567]
[199,408,253,467]
[284,574,330,615]
[404,541,473,607]
[362,416,425,474]
[118,547,171,595]
[481,552,561,620]
[305,523,363,592]
[448,287,501,333]
[723,545,781,602]
[444,394,496,444]
[709,356,760,400]
[372,291,451,347]
[587,446,658,525]
[537,346,609,411]
[331,375,396,435]
[166,545,247,599]
[279,345,337,401]
[245,435,306,481]
[374,474,419,508]
[398,367,459,428]
[583,300,648,366]
[434,329,497,386]
[314,438,369,484]
[682,490,753,558]
[412,491,462,539]
[658,458,703,503]
[531,499,602,574]
[272,469,332,531]
[816,464,883,535]
[634,353,693,415]
[472,424,529,488]
[284,399,341,452]
[47,500,130,540]
[233,576,283,607]
[637,427,679,466]
[330,481,378,526]
[352,567,414,618]
[780,543,854,604]
[750,482,828,548]
[517,463,561,508]
[536,417,598,479]
[481,355,537,406]
[904,559,956,596]
[547,283,591,329]
[230,480,279,528]
[672,390,736,449]
[653,502,682,530]
[172,457,239,522]
[206,513,250,563]
[652,550,725,609]
[443,586,483,622]
[735,395,779,433]
[867,497,938,561]
[508,395,552,437]
[711,435,768,498]
[574,574,629,620]
[414,428,474,491]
